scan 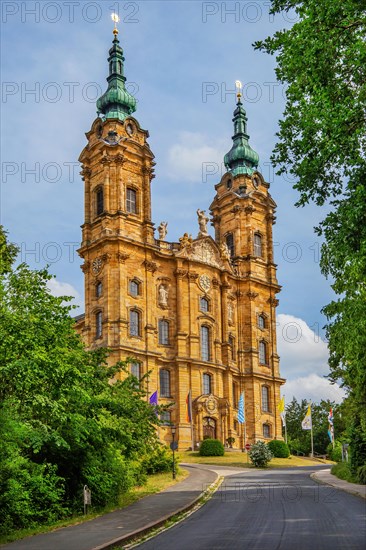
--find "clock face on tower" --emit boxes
[92,257,103,275]
[199,274,211,293]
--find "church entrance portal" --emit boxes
[203,417,216,439]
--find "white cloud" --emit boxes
[277,313,329,378]
[47,278,82,312]
[166,132,226,182]
[284,374,346,404]
[277,313,346,404]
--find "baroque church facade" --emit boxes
[75,27,285,450]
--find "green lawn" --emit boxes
[178,451,334,468]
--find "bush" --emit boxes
[142,445,174,475]
[357,465,366,485]
[326,440,343,462]
[331,462,358,484]
[199,439,225,457]
[248,441,273,467]
[267,440,290,458]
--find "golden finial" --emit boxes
[235,80,243,101]
[111,12,120,35]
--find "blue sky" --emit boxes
[1,0,345,404]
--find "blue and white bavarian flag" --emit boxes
[237,392,245,424]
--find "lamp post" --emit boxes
[171,425,176,480]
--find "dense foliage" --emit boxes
[248,441,273,468]
[285,398,345,456]
[255,0,366,480]
[199,439,225,457]
[267,440,290,458]
[0,227,162,534]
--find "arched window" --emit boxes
[259,341,267,365]
[201,326,211,361]
[129,309,141,337]
[129,279,140,297]
[158,319,169,345]
[126,188,137,213]
[258,314,266,330]
[254,233,263,257]
[160,410,171,425]
[226,178,232,190]
[96,282,102,298]
[109,61,113,74]
[203,373,212,395]
[263,423,271,439]
[96,311,102,339]
[159,369,171,397]
[131,361,141,380]
[200,296,209,313]
[226,233,235,258]
[262,386,270,412]
[117,60,122,74]
[96,187,104,216]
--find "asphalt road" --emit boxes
[137,467,366,550]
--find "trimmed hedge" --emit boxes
[199,439,225,457]
[267,440,290,458]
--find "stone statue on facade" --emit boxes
[157,221,168,240]
[220,242,231,261]
[158,285,169,307]
[227,302,234,323]
[179,232,193,249]
[197,209,209,237]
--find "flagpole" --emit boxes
[310,402,314,458]
[284,395,288,444]
[189,390,194,451]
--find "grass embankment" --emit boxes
[0,469,189,545]
[331,462,358,483]
[178,451,334,468]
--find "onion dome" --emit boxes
[96,28,136,121]
[224,98,259,176]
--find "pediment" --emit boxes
[175,237,223,269]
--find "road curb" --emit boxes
[91,469,221,550]
[310,470,366,500]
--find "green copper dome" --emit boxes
[96,31,137,121]
[224,99,259,176]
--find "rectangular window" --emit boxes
[126,188,137,213]
[129,280,140,297]
[200,297,209,312]
[96,282,102,298]
[262,386,269,412]
[259,341,267,365]
[201,326,210,361]
[203,373,212,395]
[263,424,271,438]
[131,362,141,379]
[159,369,171,397]
[129,310,140,337]
[254,233,263,257]
[158,320,169,345]
[160,411,171,425]
[96,311,102,339]
[96,188,104,216]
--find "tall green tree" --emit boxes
[0,227,161,533]
[255,0,366,478]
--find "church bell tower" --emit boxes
[76,31,285,449]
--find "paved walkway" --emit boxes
[1,465,217,550]
[2,465,364,550]
[311,468,366,499]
